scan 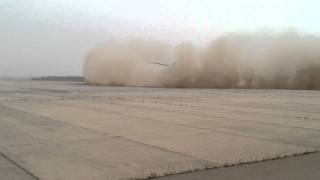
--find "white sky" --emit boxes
[0,0,319,77]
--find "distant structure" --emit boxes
[31,76,84,82]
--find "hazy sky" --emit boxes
[1,0,319,77]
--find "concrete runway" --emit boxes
[154,152,320,180]
[0,80,319,180]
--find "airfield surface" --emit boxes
[0,80,319,180]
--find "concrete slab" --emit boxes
[1,101,196,137]
[77,99,320,148]
[48,100,320,148]
[0,105,105,147]
[104,98,320,123]
[0,80,319,180]
[127,130,313,165]
[1,137,215,180]
[154,152,320,180]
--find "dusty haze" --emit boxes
[84,32,320,89]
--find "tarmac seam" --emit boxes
[149,151,320,180]
[2,102,317,150]
[102,100,320,132]
[116,136,220,167]
[0,104,219,167]
[193,100,320,114]
[109,95,320,120]
[116,95,320,115]
[0,105,109,137]
[51,101,319,149]
[2,103,220,167]
[0,152,39,180]
[1,101,317,166]
[7,135,113,147]
[82,95,320,121]
[174,100,320,121]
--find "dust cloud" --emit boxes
[84,32,320,89]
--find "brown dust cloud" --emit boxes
[84,32,320,89]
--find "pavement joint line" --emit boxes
[117,135,220,167]
[68,100,320,148]
[0,105,109,136]
[1,97,319,172]
[18,88,68,99]
[0,104,219,165]
[0,98,64,102]
[1,88,66,97]
[2,100,318,150]
[46,92,320,119]
[0,152,39,180]
[199,100,320,114]
[50,101,319,151]
[206,129,320,150]
[173,101,320,121]
[193,105,320,122]
[7,135,113,147]
[94,95,320,122]
[101,100,320,132]
[149,151,320,180]
[123,95,320,114]
[51,101,210,130]
[184,97,320,106]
